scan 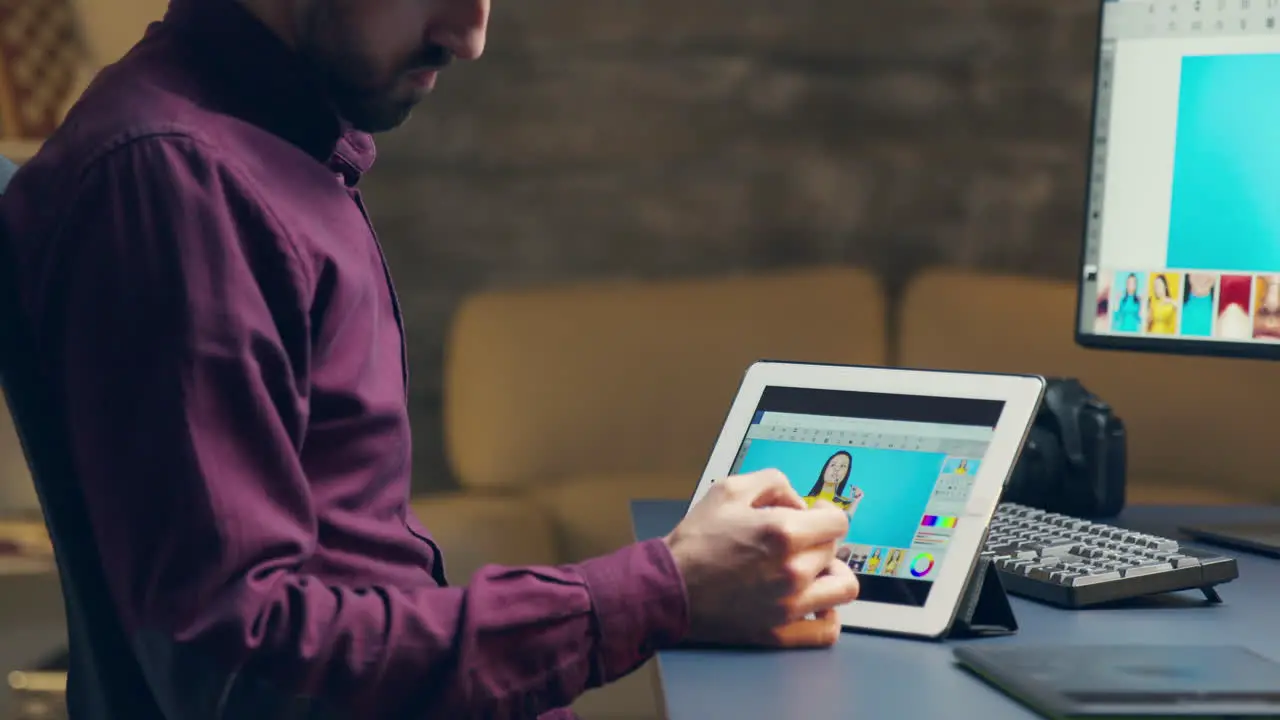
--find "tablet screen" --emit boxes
[725,386,1006,608]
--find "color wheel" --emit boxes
[909,552,935,578]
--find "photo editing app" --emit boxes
[1080,0,1280,348]
[727,387,1005,608]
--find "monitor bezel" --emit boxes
[1072,0,1280,362]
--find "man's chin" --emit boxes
[339,99,419,134]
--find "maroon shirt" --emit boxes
[0,0,688,717]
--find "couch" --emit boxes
[436,266,888,564]
[423,266,888,719]
[423,267,1270,587]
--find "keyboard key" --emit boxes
[1071,570,1123,585]
[1120,562,1173,577]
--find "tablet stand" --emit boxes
[944,556,1018,639]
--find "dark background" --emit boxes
[358,0,1101,491]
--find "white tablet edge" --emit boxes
[686,361,1045,640]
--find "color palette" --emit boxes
[921,514,958,529]
[909,553,936,578]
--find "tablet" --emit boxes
[954,644,1280,718]
[687,361,1044,639]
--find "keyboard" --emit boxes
[984,503,1239,608]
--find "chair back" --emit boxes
[0,157,158,716]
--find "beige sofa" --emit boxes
[416,266,888,719]
[422,266,1269,590]
[435,266,888,566]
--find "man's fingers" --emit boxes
[788,560,861,619]
[769,608,842,648]
[738,469,807,510]
[785,543,838,589]
[759,503,850,553]
[715,469,806,509]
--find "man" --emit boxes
[0,0,860,717]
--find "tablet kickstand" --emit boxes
[945,556,1019,639]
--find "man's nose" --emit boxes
[433,0,490,61]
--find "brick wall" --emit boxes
[358,0,1104,491]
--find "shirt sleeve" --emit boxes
[43,135,689,719]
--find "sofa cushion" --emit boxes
[899,269,1279,502]
[528,473,694,562]
[444,267,887,492]
[409,492,558,584]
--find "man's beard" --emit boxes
[295,5,452,133]
[316,65,417,134]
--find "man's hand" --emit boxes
[664,470,860,649]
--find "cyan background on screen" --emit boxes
[736,440,944,548]
[1169,53,1280,274]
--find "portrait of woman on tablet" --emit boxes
[803,450,864,519]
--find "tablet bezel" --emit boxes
[686,361,1044,640]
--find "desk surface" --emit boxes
[632,500,1280,720]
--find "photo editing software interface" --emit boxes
[724,387,1006,607]
[1080,0,1280,345]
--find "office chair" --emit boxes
[0,157,159,716]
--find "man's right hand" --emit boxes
[663,470,860,649]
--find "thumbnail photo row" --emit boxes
[1093,271,1280,341]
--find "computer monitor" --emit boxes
[1074,0,1280,555]
[1076,0,1280,360]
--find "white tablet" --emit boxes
[687,361,1045,639]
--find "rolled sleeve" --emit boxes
[576,537,690,683]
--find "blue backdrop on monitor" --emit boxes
[734,440,943,548]
[1168,53,1280,273]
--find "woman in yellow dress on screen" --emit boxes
[865,548,883,574]
[803,450,864,520]
[884,549,903,576]
[1254,275,1280,340]
[1147,274,1178,334]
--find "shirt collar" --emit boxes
[163,0,376,183]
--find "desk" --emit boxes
[632,500,1280,720]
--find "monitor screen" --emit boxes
[1076,0,1280,358]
